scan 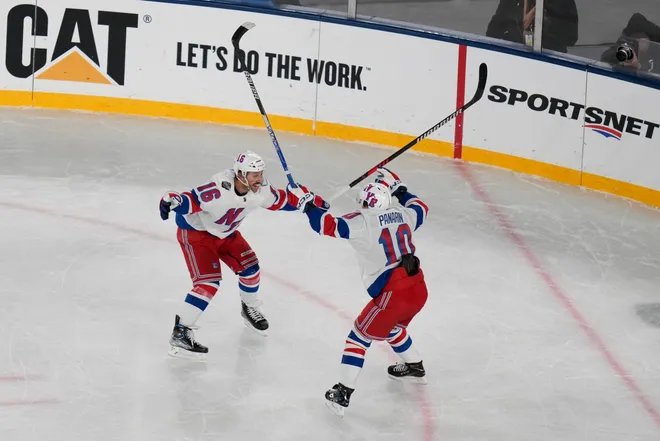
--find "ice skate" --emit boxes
[387,361,427,384]
[241,301,269,336]
[168,315,208,361]
[324,383,354,417]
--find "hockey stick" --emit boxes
[232,22,297,188]
[328,62,489,202]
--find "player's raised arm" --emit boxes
[287,187,359,240]
[277,183,331,213]
[374,167,428,230]
[261,185,292,211]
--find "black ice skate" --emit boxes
[387,361,427,384]
[167,315,208,360]
[241,301,269,336]
[324,383,354,417]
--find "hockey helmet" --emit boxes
[357,183,392,209]
[233,151,266,177]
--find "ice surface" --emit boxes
[1,108,659,441]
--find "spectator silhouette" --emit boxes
[486,0,578,53]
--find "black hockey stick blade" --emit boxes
[231,22,255,50]
[465,62,487,107]
[328,62,488,202]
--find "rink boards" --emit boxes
[1,0,659,207]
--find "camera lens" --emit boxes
[616,44,635,62]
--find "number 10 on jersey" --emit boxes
[379,224,415,265]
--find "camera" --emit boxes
[616,42,637,62]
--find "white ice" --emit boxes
[1,108,659,441]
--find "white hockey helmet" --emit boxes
[233,151,265,177]
[357,182,392,209]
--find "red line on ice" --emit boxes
[0,375,43,382]
[455,161,660,430]
[0,399,59,407]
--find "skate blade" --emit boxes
[167,346,207,361]
[325,400,345,417]
[388,374,428,385]
[243,319,268,337]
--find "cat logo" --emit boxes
[5,5,139,86]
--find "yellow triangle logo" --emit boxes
[36,50,112,85]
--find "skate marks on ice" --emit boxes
[163,330,272,438]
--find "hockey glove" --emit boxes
[296,191,316,213]
[286,184,330,212]
[375,167,407,197]
[159,191,183,220]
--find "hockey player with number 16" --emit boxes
[159,151,327,359]
[288,167,430,416]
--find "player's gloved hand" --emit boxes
[375,167,407,196]
[294,189,316,213]
[286,184,330,212]
[159,191,183,220]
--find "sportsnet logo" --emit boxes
[584,124,622,140]
[5,5,139,86]
[488,85,659,141]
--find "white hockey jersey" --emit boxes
[305,190,429,297]
[173,169,292,239]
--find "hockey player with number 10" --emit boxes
[288,167,430,416]
[159,151,327,359]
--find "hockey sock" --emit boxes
[339,328,372,389]
[387,327,422,363]
[178,281,219,327]
[238,264,260,305]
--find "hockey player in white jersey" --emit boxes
[288,167,429,416]
[159,151,328,359]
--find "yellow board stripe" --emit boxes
[1,90,659,208]
[581,173,660,208]
[462,146,582,186]
[31,92,315,134]
[315,121,454,158]
[0,90,33,107]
